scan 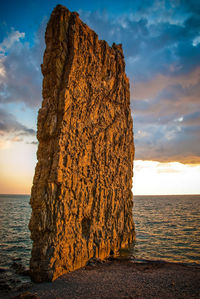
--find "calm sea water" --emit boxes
[0,194,200,291]
[125,195,200,265]
[0,195,32,291]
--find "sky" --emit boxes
[0,0,200,195]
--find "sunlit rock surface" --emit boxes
[29,4,135,282]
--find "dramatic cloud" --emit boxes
[0,0,200,163]
[80,1,200,79]
[0,24,45,107]
[79,3,200,164]
[0,29,25,53]
[132,66,200,164]
[0,108,36,137]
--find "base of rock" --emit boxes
[30,232,135,282]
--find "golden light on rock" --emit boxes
[29,5,135,282]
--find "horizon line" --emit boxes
[0,193,200,197]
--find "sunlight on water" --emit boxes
[130,195,200,264]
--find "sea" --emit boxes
[0,194,200,292]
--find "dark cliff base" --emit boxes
[3,258,200,299]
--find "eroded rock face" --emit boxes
[29,4,135,282]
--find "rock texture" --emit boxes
[29,4,135,282]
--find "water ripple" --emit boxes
[0,194,200,290]
[128,194,200,265]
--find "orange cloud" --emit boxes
[131,66,200,100]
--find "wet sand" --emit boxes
[3,258,200,299]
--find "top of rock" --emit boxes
[51,4,123,52]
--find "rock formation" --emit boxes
[29,4,135,282]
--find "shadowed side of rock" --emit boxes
[29,4,135,282]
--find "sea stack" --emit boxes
[29,4,135,282]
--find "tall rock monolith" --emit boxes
[29,4,135,282]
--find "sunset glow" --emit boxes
[0,142,36,194]
[134,160,200,195]
[0,138,200,195]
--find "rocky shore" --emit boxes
[1,258,200,298]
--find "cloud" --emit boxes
[0,23,45,107]
[27,141,38,145]
[182,111,200,126]
[80,1,200,81]
[180,0,200,15]
[0,108,36,136]
[0,29,25,53]
[0,1,200,164]
[11,136,23,142]
[131,63,200,164]
[132,67,200,100]
[134,119,200,164]
[79,7,200,163]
